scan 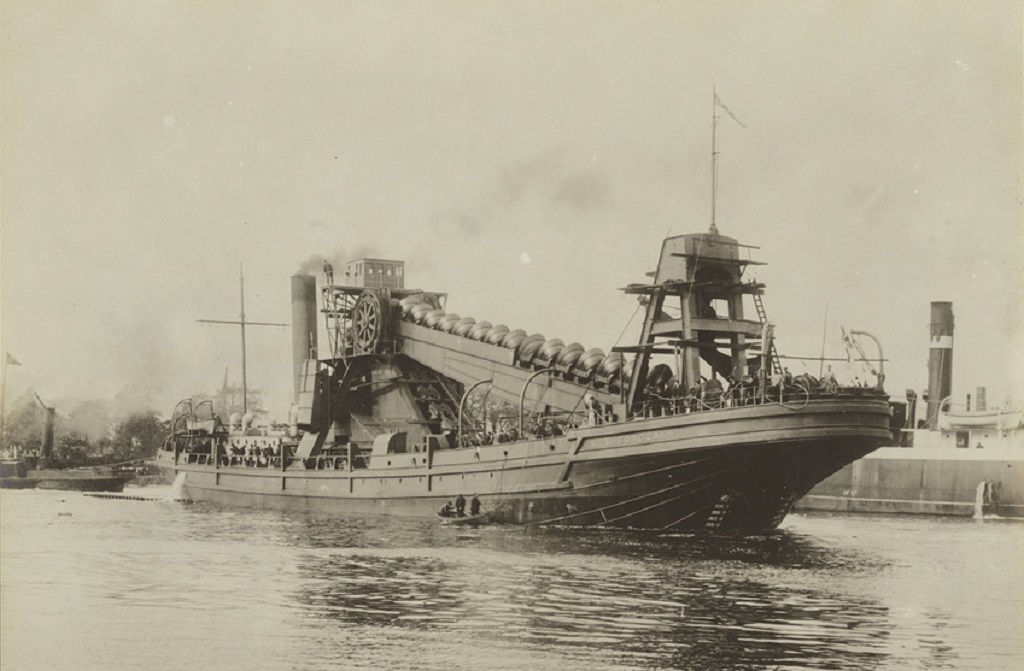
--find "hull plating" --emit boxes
[797,454,1024,518]
[158,398,891,531]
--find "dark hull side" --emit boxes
[34,476,130,493]
[0,478,38,490]
[1,470,131,493]
[158,399,892,532]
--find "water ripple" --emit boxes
[2,488,1021,671]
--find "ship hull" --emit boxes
[0,467,130,492]
[158,398,892,531]
[796,451,1024,518]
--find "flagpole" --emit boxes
[709,90,746,238]
[710,86,718,235]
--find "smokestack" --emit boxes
[42,406,55,465]
[925,301,954,428]
[291,275,318,404]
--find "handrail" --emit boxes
[458,379,493,448]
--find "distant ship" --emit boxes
[797,302,1023,518]
[155,230,895,532]
[0,462,132,492]
[0,394,132,492]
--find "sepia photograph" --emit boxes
[2,2,1021,670]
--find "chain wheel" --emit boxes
[352,291,383,354]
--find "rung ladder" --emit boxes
[752,293,783,375]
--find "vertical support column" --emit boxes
[728,291,745,380]
[626,289,666,412]
[681,291,701,393]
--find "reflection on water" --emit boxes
[290,529,894,671]
[1,487,1021,671]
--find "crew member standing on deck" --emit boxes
[470,494,481,516]
[455,493,466,517]
[323,260,334,284]
[821,365,838,393]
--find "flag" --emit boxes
[714,93,747,128]
[5,353,21,366]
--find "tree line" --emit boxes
[2,390,170,468]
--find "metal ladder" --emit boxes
[752,293,783,375]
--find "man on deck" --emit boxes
[821,365,838,393]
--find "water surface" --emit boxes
[2,487,1021,670]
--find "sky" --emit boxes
[2,0,1021,421]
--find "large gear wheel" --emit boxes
[352,290,383,354]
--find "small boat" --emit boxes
[438,512,489,526]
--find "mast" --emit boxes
[240,264,247,414]
[710,86,719,235]
[709,88,745,236]
[198,264,287,418]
